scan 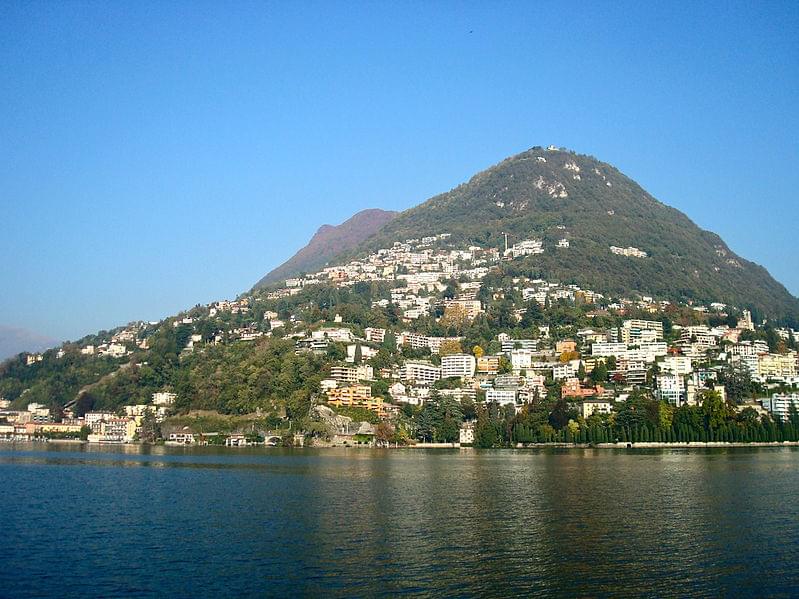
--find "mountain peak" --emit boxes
[254,208,398,288]
[323,147,797,321]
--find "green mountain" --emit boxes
[2,146,797,427]
[331,147,798,322]
[254,208,397,289]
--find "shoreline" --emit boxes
[400,441,799,449]
[4,439,799,450]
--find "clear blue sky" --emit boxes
[1,1,797,343]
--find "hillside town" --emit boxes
[2,231,799,447]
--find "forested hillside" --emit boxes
[332,147,799,323]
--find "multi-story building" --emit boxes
[459,422,475,445]
[326,385,385,415]
[476,355,500,374]
[561,378,603,399]
[656,373,686,406]
[364,327,386,344]
[761,393,799,421]
[659,356,693,376]
[592,342,628,358]
[555,340,577,354]
[485,389,517,405]
[401,361,442,384]
[152,392,176,406]
[88,417,137,443]
[553,363,577,380]
[441,354,476,379]
[446,299,483,319]
[610,246,647,258]
[633,342,669,361]
[494,375,524,389]
[330,366,359,384]
[757,353,797,380]
[312,327,353,343]
[581,400,613,418]
[510,349,534,371]
[505,239,544,258]
[438,388,477,403]
[680,326,717,348]
[500,339,538,354]
[620,319,664,344]
[84,412,116,427]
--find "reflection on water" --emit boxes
[0,444,797,597]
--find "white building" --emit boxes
[659,356,693,376]
[761,394,799,421]
[485,389,517,405]
[441,354,476,379]
[500,339,538,353]
[312,327,353,343]
[610,246,647,258]
[402,361,441,384]
[581,400,613,418]
[620,319,664,343]
[505,239,544,258]
[364,327,386,344]
[656,373,686,406]
[152,392,176,406]
[459,422,475,445]
[553,363,577,380]
[510,349,534,371]
[84,412,116,426]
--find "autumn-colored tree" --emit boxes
[439,339,463,356]
[375,421,395,444]
[472,345,485,358]
[439,304,470,332]
[559,350,579,363]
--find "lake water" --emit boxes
[1,444,797,598]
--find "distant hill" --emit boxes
[332,147,799,323]
[0,325,57,362]
[254,208,397,289]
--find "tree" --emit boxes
[615,392,655,431]
[498,357,513,374]
[439,339,463,356]
[353,344,363,363]
[567,419,580,441]
[375,421,395,445]
[701,390,730,430]
[718,362,752,404]
[440,304,470,333]
[473,408,501,448]
[590,361,608,384]
[416,400,441,442]
[382,330,397,351]
[139,407,161,443]
[472,345,485,358]
[74,392,97,418]
[764,325,780,353]
[548,399,573,430]
[326,343,346,361]
[560,350,579,363]
[461,397,477,420]
[657,401,674,430]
